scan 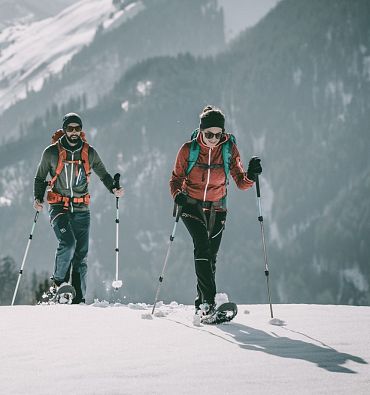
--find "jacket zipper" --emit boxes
[70,152,74,213]
[203,148,212,201]
[65,164,69,188]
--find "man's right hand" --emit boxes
[33,199,44,211]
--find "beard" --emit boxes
[66,134,81,145]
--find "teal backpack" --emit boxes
[186,129,237,183]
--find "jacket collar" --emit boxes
[59,135,83,152]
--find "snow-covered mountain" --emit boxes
[0,0,225,143]
[0,0,75,29]
[0,302,369,394]
[0,0,140,114]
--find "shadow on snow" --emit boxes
[218,323,367,374]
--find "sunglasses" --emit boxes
[66,125,82,133]
[203,131,222,140]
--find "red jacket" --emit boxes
[170,133,253,202]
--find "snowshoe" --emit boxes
[56,283,76,304]
[45,283,76,304]
[200,302,238,325]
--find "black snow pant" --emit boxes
[49,205,90,303]
[181,203,226,309]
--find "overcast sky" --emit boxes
[219,0,281,41]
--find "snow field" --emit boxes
[0,303,369,394]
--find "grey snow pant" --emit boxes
[49,205,90,303]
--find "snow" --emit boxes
[342,266,369,293]
[0,196,11,206]
[136,80,152,96]
[0,161,30,205]
[0,303,369,394]
[0,0,125,114]
[121,100,129,112]
[363,56,370,81]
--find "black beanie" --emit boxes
[199,106,225,130]
[62,113,83,130]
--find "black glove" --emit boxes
[247,156,262,182]
[174,192,187,206]
[34,178,48,203]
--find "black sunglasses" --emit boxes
[66,125,82,133]
[204,131,222,140]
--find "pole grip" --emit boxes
[113,173,121,209]
[113,173,121,189]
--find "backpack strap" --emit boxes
[221,134,236,183]
[48,142,67,190]
[186,129,200,175]
[186,131,237,182]
[81,142,91,183]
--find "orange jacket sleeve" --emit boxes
[169,143,190,198]
[230,143,254,190]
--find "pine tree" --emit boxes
[0,256,18,305]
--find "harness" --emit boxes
[47,191,91,210]
[47,129,91,210]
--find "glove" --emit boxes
[247,156,262,182]
[174,192,187,206]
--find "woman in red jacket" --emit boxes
[170,105,262,315]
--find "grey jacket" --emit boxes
[34,135,114,211]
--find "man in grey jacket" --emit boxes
[33,113,124,303]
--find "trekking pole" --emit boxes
[151,204,183,315]
[255,174,274,318]
[112,173,123,290]
[11,210,40,305]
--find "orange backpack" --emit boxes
[48,129,91,190]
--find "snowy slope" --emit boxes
[0,0,76,29]
[0,303,369,394]
[0,0,140,114]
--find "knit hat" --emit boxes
[199,106,225,130]
[62,113,83,130]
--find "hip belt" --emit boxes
[47,191,90,210]
[186,196,226,210]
